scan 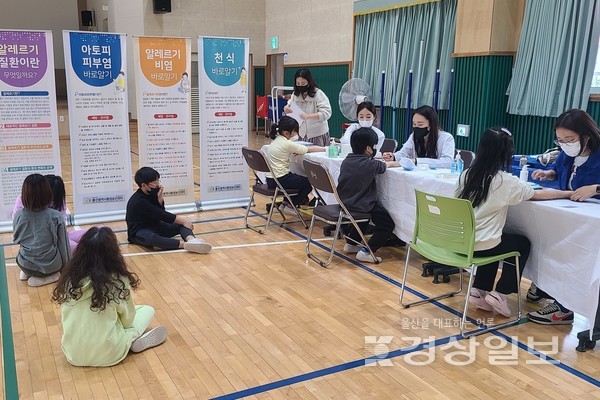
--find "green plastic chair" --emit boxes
[400,189,522,337]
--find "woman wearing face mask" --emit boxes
[266,116,326,207]
[340,101,386,158]
[526,109,600,326]
[382,105,455,168]
[283,68,332,146]
[531,109,600,201]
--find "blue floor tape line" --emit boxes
[241,209,600,392]
[0,212,259,248]
[210,334,460,400]
[493,330,600,387]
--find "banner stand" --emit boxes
[197,198,249,211]
[69,201,198,227]
[0,222,11,234]
[70,210,126,227]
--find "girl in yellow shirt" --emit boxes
[52,227,167,367]
[266,116,325,207]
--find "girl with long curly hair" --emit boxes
[52,226,167,367]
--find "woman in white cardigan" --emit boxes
[340,101,386,157]
[383,105,455,168]
[283,68,332,146]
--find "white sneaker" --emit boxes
[27,272,60,287]
[183,238,212,254]
[469,287,493,311]
[19,270,31,281]
[484,291,511,317]
[131,326,168,353]
[356,249,382,263]
[343,243,361,253]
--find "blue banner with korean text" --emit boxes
[197,36,249,210]
[63,31,132,223]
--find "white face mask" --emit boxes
[358,120,373,128]
[289,134,299,141]
[561,141,581,157]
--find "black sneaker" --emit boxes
[527,302,574,325]
[526,283,545,303]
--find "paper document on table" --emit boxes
[286,101,305,126]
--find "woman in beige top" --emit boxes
[283,68,332,146]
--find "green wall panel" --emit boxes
[284,64,350,138]
[449,56,600,155]
[272,60,600,152]
[254,67,265,96]
[254,67,266,127]
[450,56,513,153]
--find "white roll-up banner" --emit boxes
[133,36,195,208]
[197,36,250,210]
[63,31,132,224]
[0,30,62,232]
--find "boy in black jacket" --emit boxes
[337,128,398,263]
[126,167,211,253]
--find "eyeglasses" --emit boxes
[553,139,579,147]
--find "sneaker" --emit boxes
[19,270,31,281]
[27,272,60,287]
[356,249,382,263]
[265,202,282,213]
[343,243,361,253]
[469,288,493,311]
[527,301,574,325]
[526,282,544,303]
[183,238,212,254]
[131,326,168,353]
[484,291,512,317]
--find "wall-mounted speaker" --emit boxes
[153,0,171,14]
[81,10,95,27]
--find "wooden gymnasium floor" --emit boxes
[1,124,600,399]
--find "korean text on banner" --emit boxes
[63,31,132,221]
[0,30,62,231]
[197,36,250,210]
[133,36,195,207]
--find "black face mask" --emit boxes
[371,147,377,158]
[148,186,160,196]
[413,127,429,140]
[297,85,309,94]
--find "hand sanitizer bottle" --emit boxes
[456,151,464,174]
[519,155,529,182]
[452,152,463,174]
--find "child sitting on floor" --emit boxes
[52,227,168,367]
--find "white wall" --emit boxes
[0,0,79,69]
[143,0,267,65]
[1,0,355,68]
[87,0,145,118]
[265,0,354,65]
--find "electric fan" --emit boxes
[338,78,372,121]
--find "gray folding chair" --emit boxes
[456,149,476,168]
[380,138,398,154]
[303,159,379,267]
[242,147,308,234]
